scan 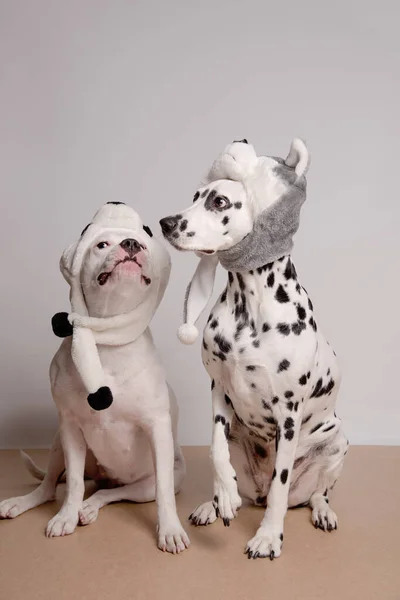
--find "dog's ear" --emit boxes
[284,139,310,177]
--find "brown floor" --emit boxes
[0,446,399,600]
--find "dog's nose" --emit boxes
[120,238,141,256]
[159,216,178,235]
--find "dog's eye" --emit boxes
[96,242,109,249]
[143,225,153,237]
[213,196,228,209]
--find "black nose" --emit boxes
[159,216,178,235]
[120,238,141,256]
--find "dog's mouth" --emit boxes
[97,256,151,286]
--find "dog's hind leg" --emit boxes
[0,432,65,519]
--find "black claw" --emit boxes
[215,506,220,518]
[223,518,230,527]
[188,513,193,521]
[253,552,259,560]
[247,551,252,559]
[270,550,275,561]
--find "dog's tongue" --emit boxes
[97,272,110,286]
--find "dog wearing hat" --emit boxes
[0,202,189,554]
[160,139,348,559]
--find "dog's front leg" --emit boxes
[210,383,242,525]
[46,415,86,538]
[245,408,301,559]
[148,408,190,554]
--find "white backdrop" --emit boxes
[0,0,399,448]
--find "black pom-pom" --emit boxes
[143,224,153,237]
[233,138,248,144]
[52,312,73,338]
[87,386,113,411]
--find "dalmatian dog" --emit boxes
[0,202,189,554]
[160,139,348,559]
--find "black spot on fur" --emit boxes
[296,304,306,320]
[221,288,227,303]
[285,429,294,441]
[272,396,279,404]
[262,322,271,333]
[308,297,314,311]
[272,468,276,480]
[311,378,323,398]
[264,416,276,425]
[299,374,307,386]
[210,319,219,330]
[107,201,125,205]
[286,401,294,411]
[278,359,290,373]
[284,258,295,280]
[214,333,232,354]
[214,414,226,425]
[228,272,234,285]
[309,317,317,331]
[252,340,260,348]
[285,390,294,399]
[310,422,323,434]
[225,422,231,439]
[211,379,215,390]
[277,323,290,336]
[225,394,232,405]
[284,417,294,429]
[246,365,256,371]
[323,424,336,433]
[280,469,289,484]
[280,533,284,542]
[292,321,307,335]
[179,219,188,232]
[222,216,229,226]
[193,191,200,202]
[236,273,246,291]
[302,414,311,425]
[267,272,275,287]
[234,202,242,209]
[294,402,299,411]
[202,339,208,351]
[187,231,195,237]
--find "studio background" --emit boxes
[0,0,398,448]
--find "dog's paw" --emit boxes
[312,505,338,532]
[213,483,242,526]
[245,527,283,560]
[157,521,190,554]
[79,500,99,526]
[46,508,79,537]
[0,496,28,519]
[189,500,218,526]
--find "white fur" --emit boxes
[0,213,189,554]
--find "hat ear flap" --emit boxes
[284,138,310,177]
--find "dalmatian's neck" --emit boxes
[224,255,300,322]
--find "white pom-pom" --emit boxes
[177,324,199,345]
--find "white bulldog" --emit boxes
[0,202,190,554]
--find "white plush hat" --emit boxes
[177,139,309,345]
[52,202,171,410]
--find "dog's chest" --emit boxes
[201,260,319,439]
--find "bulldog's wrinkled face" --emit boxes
[159,159,289,255]
[80,227,154,317]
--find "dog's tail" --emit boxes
[20,450,47,480]
[21,450,68,483]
